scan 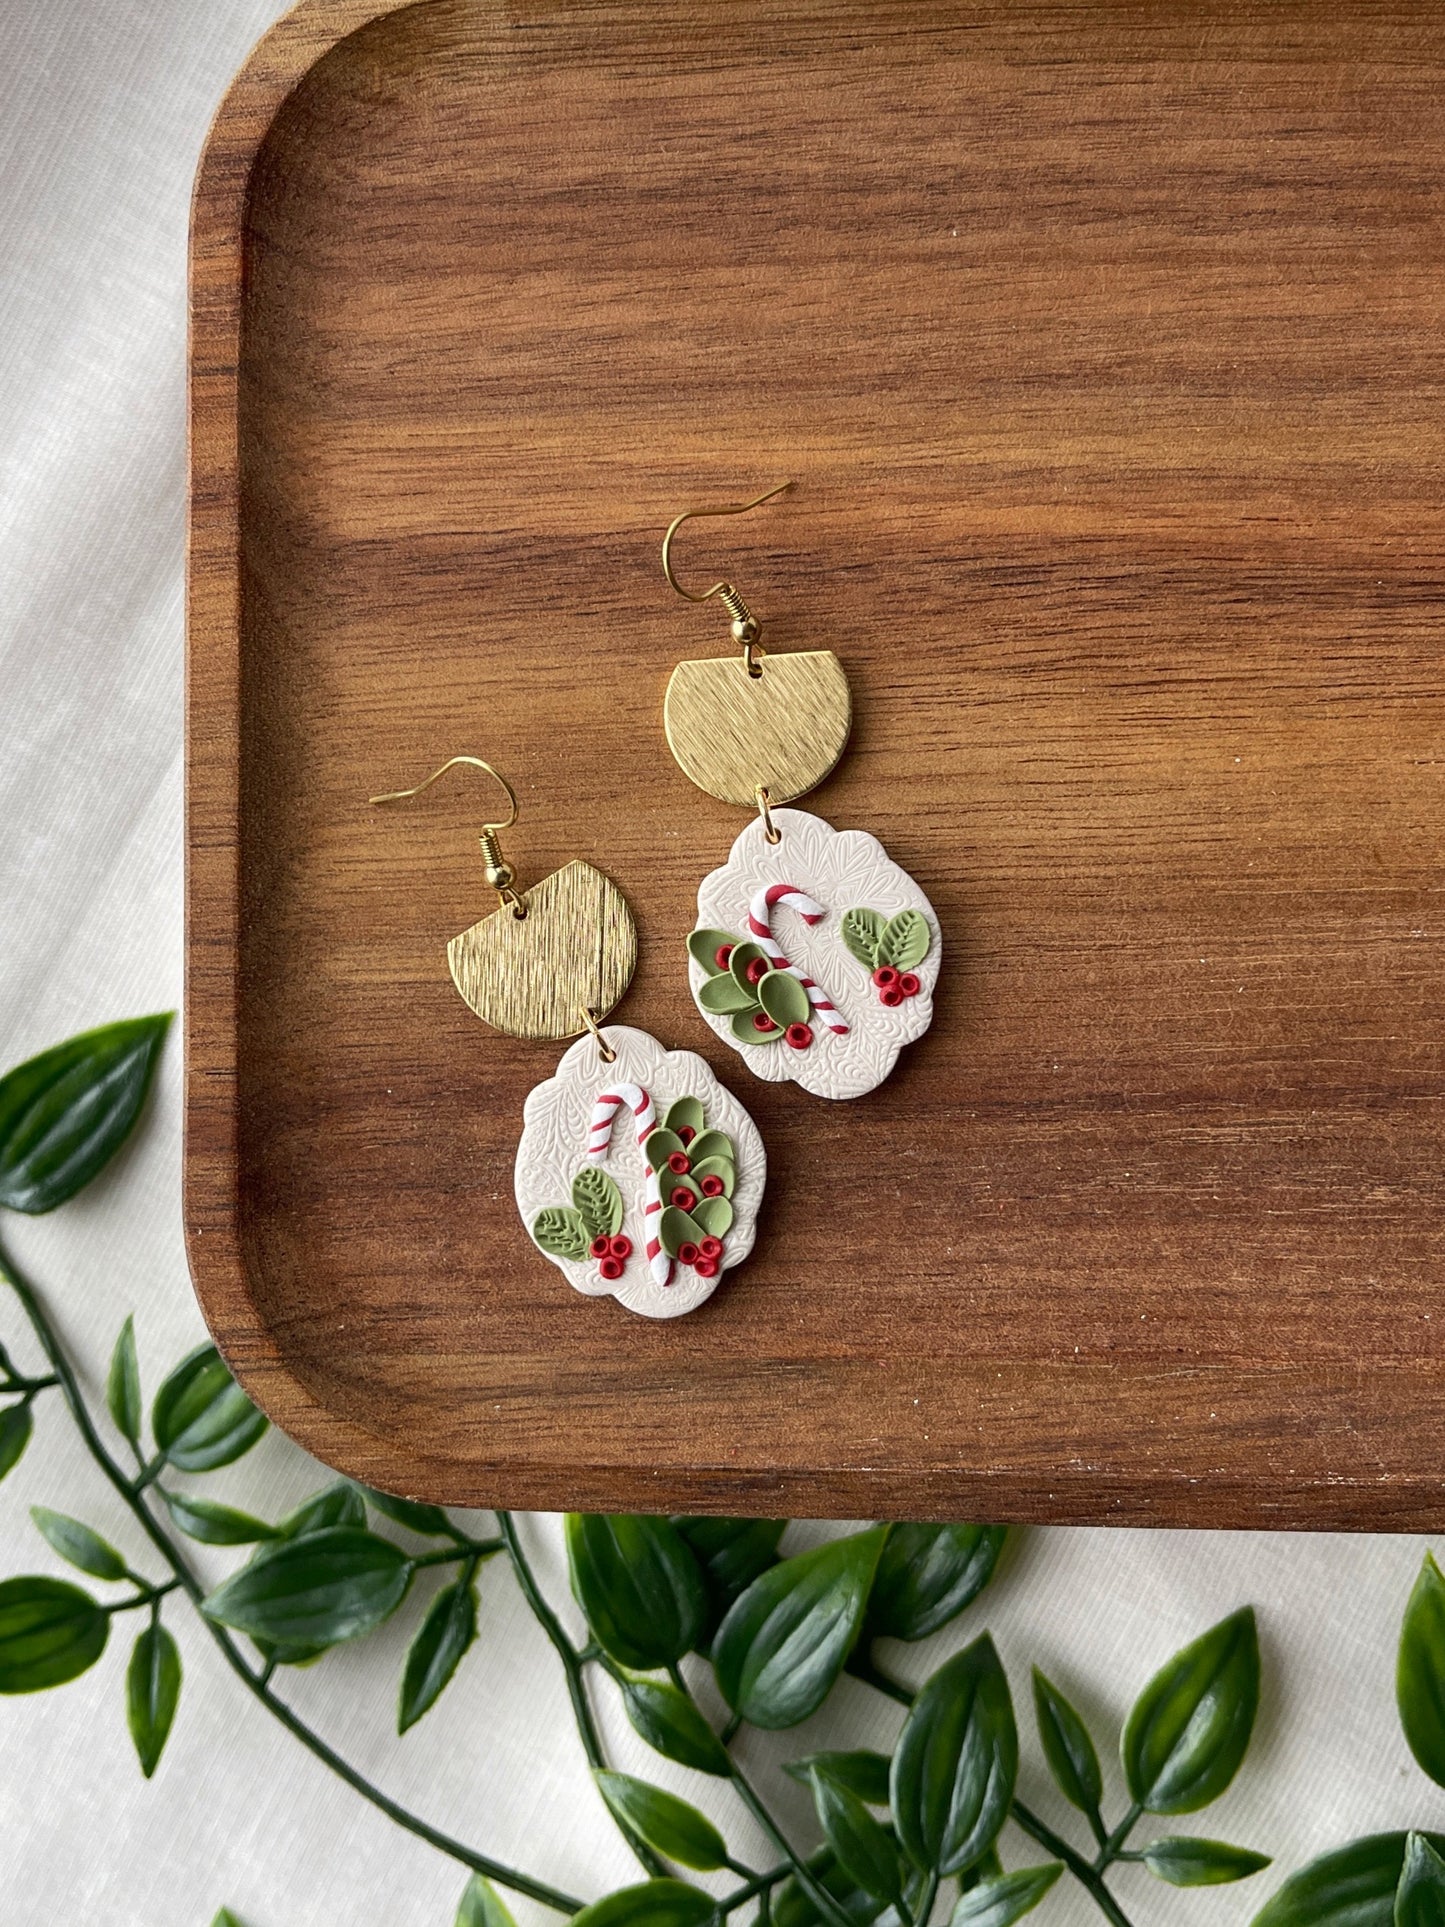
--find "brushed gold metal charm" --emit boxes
[664,650,851,806]
[447,859,636,1040]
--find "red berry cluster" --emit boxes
[748,1011,814,1050]
[663,1146,728,1212]
[873,965,921,1008]
[676,1234,725,1280]
[589,1233,633,1281]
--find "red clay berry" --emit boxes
[700,1174,724,1197]
[677,1125,696,1145]
[599,1255,624,1280]
[899,972,921,998]
[880,984,904,1008]
[670,1186,697,1211]
[785,1022,813,1050]
[666,1151,691,1175]
[753,1012,778,1033]
[699,1236,724,1260]
[694,1257,719,1279]
[714,943,734,969]
[677,1240,700,1266]
[873,965,899,989]
[746,957,769,985]
[609,1235,632,1261]
[589,1235,611,1260]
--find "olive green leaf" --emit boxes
[0,1012,172,1214]
[728,941,772,995]
[1121,1607,1259,1814]
[1141,1836,1270,1887]
[1399,1553,1445,1788]
[644,1128,689,1169]
[687,1131,733,1167]
[150,1344,268,1473]
[1031,1667,1103,1818]
[948,1864,1063,1926]
[690,1155,735,1197]
[671,1516,785,1641]
[877,911,930,971]
[687,930,738,976]
[1250,1833,1445,1927]
[664,1096,706,1138]
[202,1526,413,1648]
[359,1486,452,1537]
[567,1880,717,1927]
[160,1489,278,1547]
[840,909,886,969]
[457,1875,518,1927]
[0,1402,32,1483]
[786,1750,892,1808]
[565,1514,707,1670]
[594,1771,728,1871]
[891,1633,1018,1876]
[278,1481,366,1538]
[808,1766,905,1904]
[1396,1834,1445,1927]
[759,969,811,1028]
[617,1671,731,1776]
[867,1523,1007,1643]
[713,1524,889,1730]
[691,1196,733,1240]
[659,1205,704,1258]
[699,975,758,1015]
[533,1206,590,1261]
[126,1621,181,1778]
[399,1575,477,1733]
[107,1314,142,1449]
[573,1166,624,1240]
[0,1575,108,1691]
[30,1506,128,1581]
[774,1846,892,1927]
[732,1009,784,1046]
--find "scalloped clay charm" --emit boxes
[516,1024,766,1318]
[687,807,940,1100]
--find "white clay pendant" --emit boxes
[686,807,940,1100]
[515,1024,766,1319]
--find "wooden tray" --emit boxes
[187,0,1445,1528]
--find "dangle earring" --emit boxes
[662,485,940,1101]
[370,757,765,1319]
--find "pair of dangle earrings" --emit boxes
[372,485,939,1320]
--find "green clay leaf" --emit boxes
[692,1196,733,1240]
[573,1166,624,1240]
[728,941,772,996]
[759,969,811,1028]
[688,1130,733,1166]
[659,1205,704,1258]
[878,910,931,971]
[698,975,758,1015]
[127,1621,181,1778]
[731,1010,783,1046]
[687,930,737,976]
[841,908,886,968]
[690,1156,735,1198]
[664,1096,705,1138]
[644,1127,688,1169]
[533,1206,590,1261]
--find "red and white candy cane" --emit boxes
[585,1083,672,1288]
[746,884,850,1035]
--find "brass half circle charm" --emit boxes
[446,859,636,1040]
[664,649,852,807]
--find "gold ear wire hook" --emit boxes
[369,756,526,916]
[662,481,794,677]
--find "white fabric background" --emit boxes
[0,1,1436,1921]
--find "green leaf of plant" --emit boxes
[278,1481,367,1538]
[0,1402,32,1483]
[659,1205,704,1259]
[533,1205,590,1261]
[1397,1834,1445,1927]
[160,1489,278,1547]
[728,941,772,996]
[30,1505,128,1581]
[1399,1553,1445,1789]
[686,1131,732,1168]
[457,1874,518,1927]
[1031,1667,1103,1816]
[890,1632,1018,1876]
[399,1576,477,1733]
[809,1766,905,1904]
[948,1864,1063,1926]
[1121,1606,1259,1814]
[594,1770,728,1871]
[691,1196,733,1240]
[786,1750,892,1808]
[1250,1833,1445,1927]
[758,969,811,1028]
[361,1486,453,1537]
[567,1880,717,1927]
[0,1013,172,1213]
[878,911,930,971]
[698,975,758,1015]
[689,1155,735,1198]
[644,1128,689,1169]
[774,1847,891,1927]
[0,1574,108,1691]
[867,1524,1007,1642]
[687,930,738,976]
[202,1526,413,1647]
[1142,1836,1270,1887]
[107,1314,142,1448]
[566,1514,707,1670]
[126,1621,181,1778]
[150,1344,267,1473]
[617,1672,731,1775]
[713,1524,889,1730]
[574,1166,624,1240]
[664,1096,705,1137]
[840,909,886,969]
[671,1516,786,1642]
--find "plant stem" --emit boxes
[719,1865,791,1914]
[1093,1801,1143,1872]
[728,1757,856,1927]
[0,1235,583,1917]
[845,1647,915,1706]
[1011,1800,1137,1927]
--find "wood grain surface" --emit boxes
[188,0,1445,1525]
